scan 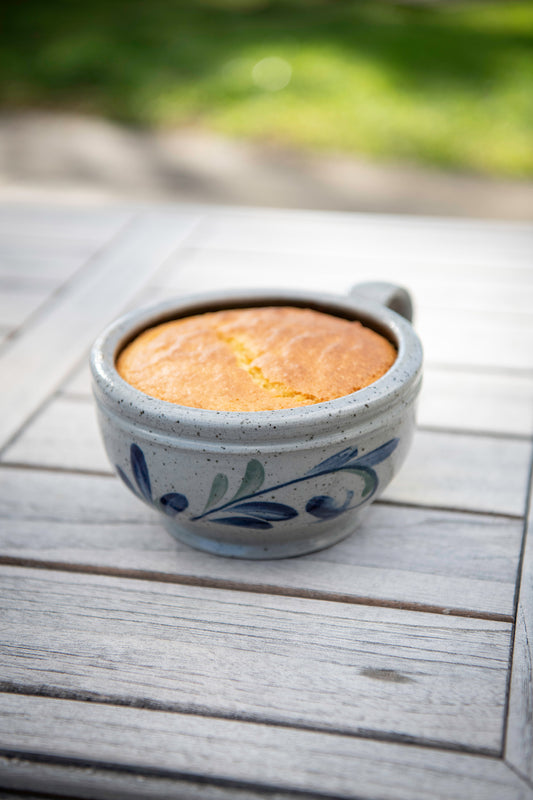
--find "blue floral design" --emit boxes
[116,444,188,518]
[116,439,399,530]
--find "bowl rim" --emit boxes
[90,288,423,444]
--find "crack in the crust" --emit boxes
[215,329,320,404]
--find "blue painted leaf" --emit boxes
[353,438,399,468]
[229,459,265,502]
[203,473,229,512]
[231,501,298,522]
[160,493,189,516]
[116,465,141,498]
[340,466,378,498]
[306,446,358,477]
[306,491,354,520]
[214,516,272,530]
[130,444,152,501]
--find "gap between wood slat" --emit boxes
[0,750,335,800]
[0,216,133,350]
[502,448,533,773]
[0,758,332,800]
[56,390,92,402]
[0,462,114,479]
[0,765,331,800]
[424,362,533,378]
[0,556,513,623]
[0,750,390,800]
[512,451,533,619]
[3,750,529,800]
[417,425,533,444]
[0,210,201,453]
[376,497,522,522]
[505,762,533,795]
[0,686,501,759]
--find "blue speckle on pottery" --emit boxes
[90,284,422,559]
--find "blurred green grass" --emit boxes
[1,0,532,176]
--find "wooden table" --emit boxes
[1,203,532,800]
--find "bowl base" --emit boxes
[162,516,366,560]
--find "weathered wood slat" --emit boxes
[154,244,533,315]
[0,206,132,282]
[0,254,78,282]
[0,210,201,451]
[385,429,531,516]
[3,395,530,517]
[60,362,93,396]
[2,396,108,472]
[0,466,521,616]
[505,456,533,782]
[0,755,288,800]
[0,284,51,330]
[418,368,533,437]
[1,694,531,800]
[0,246,107,283]
[0,329,11,351]
[184,209,533,268]
[394,277,533,317]
[0,205,133,238]
[415,307,533,371]
[0,566,512,751]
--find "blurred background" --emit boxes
[1,0,532,218]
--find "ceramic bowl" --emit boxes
[90,282,422,559]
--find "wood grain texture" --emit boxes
[0,566,512,751]
[0,466,522,616]
[385,428,531,516]
[0,206,132,282]
[0,756,296,800]
[2,396,106,473]
[3,395,530,517]
[0,204,133,238]
[505,459,533,782]
[418,368,533,437]
[184,208,533,269]
[415,306,533,371]
[1,204,532,798]
[0,210,201,450]
[1,694,532,800]
[0,328,10,351]
[60,361,93,396]
[154,241,533,317]
[0,283,51,330]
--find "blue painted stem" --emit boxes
[190,465,377,521]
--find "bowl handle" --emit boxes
[349,281,413,322]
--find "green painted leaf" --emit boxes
[342,466,378,498]
[203,473,229,512]
[229,459,265,503]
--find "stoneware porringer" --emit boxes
[90,282,422,559]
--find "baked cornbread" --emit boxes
[117,306,396,412]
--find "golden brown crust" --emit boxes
[116,306,396,411]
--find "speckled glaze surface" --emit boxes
[90,284,423,559]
